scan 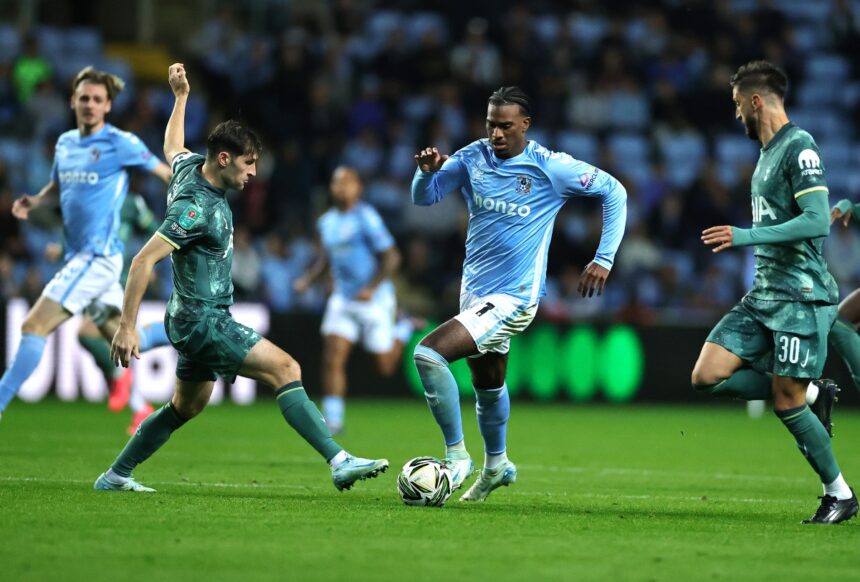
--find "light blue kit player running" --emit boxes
[411,87,627,501]
[294,166,410,434]
[0,67,172,419]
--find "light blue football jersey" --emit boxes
[411,139,627,305]
[51,123,159,258]
[317,201,396,300]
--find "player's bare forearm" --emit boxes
[152,161,173,184]
[119,256,155,332]
[370,247,400,288]
[164,63,191,164]
[296,256,329,292]
[119,235,175,331]
[164,94,188,163]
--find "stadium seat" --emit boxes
[63,27,102,61]
[609,91,651,130]
[796,82,839,107]
[35,26,64,63]
[0,139,29,192]
[533,15,561,45]
[556,131,600,163]
[607,133,650,165]
[714,134,758,166]
[526,128,550,148]
[804,53,851,81]
[660,132,706,188]
[0,24,20,64]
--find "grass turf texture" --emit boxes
[2,399,859,581]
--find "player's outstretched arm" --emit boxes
[163,63,192,166]
[151,161,173,184]
[11,181,58,220]
[703,190,830,253]
[411,146,464,206]
[111,235,174,367]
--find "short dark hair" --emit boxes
[488,86,531,117]
[730,60,788,99]
[206,120,262,159]
[71,66,125,100]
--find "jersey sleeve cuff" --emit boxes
[593,256,613,270]
[156,231,181,250]
[794,186,828,199]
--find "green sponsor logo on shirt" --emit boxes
[179,204,201,229]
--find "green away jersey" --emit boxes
[746,123,838,304]
[156,152,234,321]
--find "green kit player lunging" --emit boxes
[693,60,857,524]
[94,63,388,493]
[826,199,860,393]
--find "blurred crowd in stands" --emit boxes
[1,0,859,325]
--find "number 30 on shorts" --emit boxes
[777,335,805,365]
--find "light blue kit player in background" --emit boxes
[411,87,627,502]
[0,67,172,420]
[294,166,414,435]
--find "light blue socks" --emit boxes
[414,345,464,446]
[138,322,170,352]
[475,384,510,455]
[0,333,47,411]
[322,395,345,429]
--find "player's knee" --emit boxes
[771,381,805,411]
[172,395,206,419]
[413,344,447,370]
[272,353,301,386]
[691,366,722,392]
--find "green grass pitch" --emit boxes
[2,399,859,581]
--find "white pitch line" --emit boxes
[0,470,800,505]
[518,464,810,484]
[0,474,775,504]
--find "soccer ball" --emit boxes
[397,456,453,507]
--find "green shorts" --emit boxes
[706,296,837,379]
[165,309,262,383]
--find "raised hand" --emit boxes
[414,147,449,172]
[168,63,190,97]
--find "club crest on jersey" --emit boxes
[90,147,101,162]
[179,204,201,229]
[516,175,532,194]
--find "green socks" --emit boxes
[110,403,187,477]
[79,335,122,382]
[776,405,840,484]
[829,316,860,392]
[276,382,342,462]
[694,368,773,400]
